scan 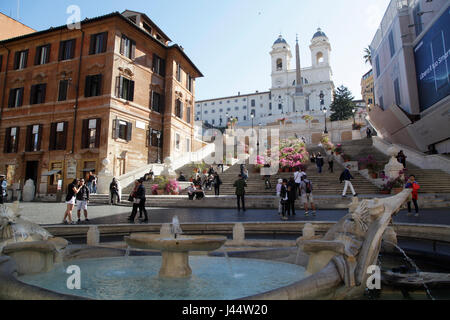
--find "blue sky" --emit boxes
[1,0,391,100]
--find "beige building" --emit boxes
[0,12,35,41]
[361,69,374,108]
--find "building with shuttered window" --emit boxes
[0,10,203,196]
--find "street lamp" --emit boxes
[257,123,262,154]
[251,113,255,132]
[323,108,328,134]
[352,108,356,126]
[156,131,162,163]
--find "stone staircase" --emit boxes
[340,139,450,194]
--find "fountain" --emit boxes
[124,216,227,278]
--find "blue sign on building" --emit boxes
[414,8,450,112]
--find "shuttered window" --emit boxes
[25,124,42,152]
[113,119,132,142]
[89,32,108,55]
[3,127,20,153]
[120,35,136,60]
[59,39,76,61]
[35,44,51,65]
[85,74,102,97]
[30,83,46,105]
[152,54,165,76]
[175,99,183,119]
[81,118,101,149]
[58,80,69,101]
[49,122,68,151]
[14,50,28,70]
[8,88,24,108]
[151,91,164,113]
[115,76,135,101]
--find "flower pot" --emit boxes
[156,189,165,195]
[170,192,179,195]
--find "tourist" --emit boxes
[178,172,187,182]
[0,174,6,204]
[276,178,283,215]
[128,179,148,223]
[91,174,97,194]
[242,167,249,181]
[195,184,205,200]
[233,174,247,212]
[213,173,222,196]
[300,175,316,216]
[405,175,420,217]
[240,163,245,176]
[294,167,302,190]
[366,127,372,139]
[63,179,80,225]
[340,165,358,198]
[187,183,196,200]
[279,179,289,221]
[396,150,407,169]
[316,152,324,174]
[109,178,120,205]
[311,153,316,164]
[76,179,90,224]
[87,172,95,193]
[287,177,298,216]
[327,152,335,173]
[217,163,224,173]
[208,166,215,176]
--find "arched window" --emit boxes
[276,59,283,71]
[316,52,324,64]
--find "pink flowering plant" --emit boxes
[279,138,310,169]
[165,179,181,194]
[320,136,335,152]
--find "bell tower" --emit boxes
[270,35,292,88]
[310,28,331,68]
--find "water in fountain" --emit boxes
[125,246,131,258]
[384,240,435,300]
[171,216,183,239]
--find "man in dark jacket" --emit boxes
[233,174,247,212]
[316,152,324,173]
[340,165,358,198]
[287,178,298,216]
[213,173,222,196]
[128,179,148,223]
[109,178,120,205]
[76,179,90,223]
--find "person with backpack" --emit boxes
[299,175,316,216]
[287,177,298,216]
[233,174,247,212]
[128,179,148,223]
[405,175,420,217]
[340,165,358,198]
[279,179,289,221]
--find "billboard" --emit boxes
[414,7,450,112]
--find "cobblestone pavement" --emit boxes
[7,202,450,226]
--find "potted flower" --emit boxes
[151,184,160,195]
[335,144,342,155]
[153,176,168,195]
[166,179,181,195]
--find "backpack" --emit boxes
[305,181,312,194]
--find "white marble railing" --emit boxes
[373,137,450,174]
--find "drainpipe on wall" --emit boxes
[71,30,85,154]
[0,43,11,136]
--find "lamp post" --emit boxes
[352,108,356,127]
[323,107,328,134]
[251,113,254,132]
[156,131,162,163]
[257,123,262,154]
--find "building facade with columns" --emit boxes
[0,10,203,196]
[196,28,335,127]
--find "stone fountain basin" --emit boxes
[124,234,227,252]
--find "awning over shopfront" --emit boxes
[41,170,61,176]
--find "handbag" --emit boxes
[128,195,134,202]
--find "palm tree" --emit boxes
[363,46,372,66]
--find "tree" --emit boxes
[329,85,357,122]
[363,46,372,66]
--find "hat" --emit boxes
[0,174,5,178]
[278,179,283,184]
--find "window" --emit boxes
[278,104,282,110]
[212,110,216,114]
[388,31,395,58]
[34,44,51,65]
[175,133,181,150]
[49,122,68,151]
[150,129,162,147]
[186,138,191,153]
[89,32,108,55]
[187,74,193,92]
[219,109,223,113]
[8,87,24,108]
[14,50,28,70]
[375,56,380,77]
[120,35,136,59]
[235,107,239,111]
[115,76,135,101]
[251,100,255,107]
[175,100,183,119]
[4,127,20,153]
[187,107,191,124]
[153,54,166,76]
[244,116,247,121]
[151,92,164,113]
[48,162,63,186]
[58,39,75,61]
[25,124,42,152]
[276,58,282,71]
[143,22,152,34]
[212,119,215,125]
[113,119,132,141]
[368,98,373,104]
[58,80,69,101]
[82,118,101,149]
[30,83,46,105]
[176,63,181,82]
[243,106,247,110]
[269,102,272,110]
[85,74,102,97]
[204,111,208,114]
[227,108,231,112]
[394,78,401,106]
[379,96,384,110]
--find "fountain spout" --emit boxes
[171,216,183,239]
